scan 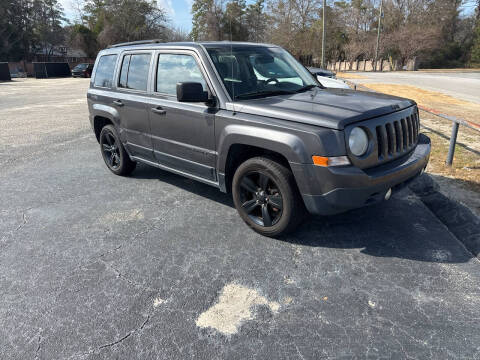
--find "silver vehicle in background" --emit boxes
[307,66,350,89]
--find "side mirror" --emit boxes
[176,82,208,102]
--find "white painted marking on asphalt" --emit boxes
[196,283,280,335]
[153,297,166,307]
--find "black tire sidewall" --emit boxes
[232,157,298,237]
[99,125,133,176]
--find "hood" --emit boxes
[231,89,415,130]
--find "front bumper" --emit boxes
[291,134,431,215]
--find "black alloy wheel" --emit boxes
[239,172,283,227]
[101,131,121,170]
[99,124,136,176]
[232,156,305,237]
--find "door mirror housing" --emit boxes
[176,82,209,102]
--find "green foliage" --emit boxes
[69,24,98,58]
[471,20,480,65]
[0,0,66,61]
[82,0,168,47]
[223,0,248,41]
[190,0,266,41]
[422,42,470,68]
[191,0,218,40]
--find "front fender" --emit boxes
[216,124,311,174]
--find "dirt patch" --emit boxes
[336,72,366,79]
[360,83,480,128]
[196,283,280,335]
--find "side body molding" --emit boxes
[216,124,311,175]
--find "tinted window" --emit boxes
[156,54,206,95]
[93,55,117,88]
[121,53,151,91]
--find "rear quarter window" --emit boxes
[93,55,118,88]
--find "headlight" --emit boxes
[349,127,368,156]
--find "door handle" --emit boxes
[113,100,124,107]
[151,106,166,115]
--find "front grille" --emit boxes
[375,111,419,161]
[345,105,420,169]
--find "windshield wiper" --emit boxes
[295,84,323,93]
[235,89,295,100]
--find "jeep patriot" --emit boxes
[87,41,431,236]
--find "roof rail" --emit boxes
[108,39,164,48]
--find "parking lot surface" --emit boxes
[1,79,479,359]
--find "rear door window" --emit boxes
[117,53,151,91]
[93,54,118,88]
[156,54,206,96]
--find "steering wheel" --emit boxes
[265,78,279,85]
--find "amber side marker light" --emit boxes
[312,156,351,167]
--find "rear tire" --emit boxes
[232,156,305,237]
[99,124,136,176]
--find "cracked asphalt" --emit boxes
[1,78,480,359]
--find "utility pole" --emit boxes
[374,0,383,71]
[321,0,326,68]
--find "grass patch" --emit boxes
[423,127,480,193]
[336,72,366,79]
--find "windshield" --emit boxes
[206,45,318,100]
[74,64,87,70]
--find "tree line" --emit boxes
[191,0,480,67]
[1,0,479,67]
[0,0,186,61]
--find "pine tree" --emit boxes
[471,2,480,64]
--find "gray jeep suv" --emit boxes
[87,40,430,236]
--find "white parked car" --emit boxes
[307,67,351,89]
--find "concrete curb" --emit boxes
[409,174,480,260]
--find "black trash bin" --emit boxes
[0,63,11,81]
[33,62,71,78]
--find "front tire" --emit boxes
[232,157,305,237]
[99,125,136,176]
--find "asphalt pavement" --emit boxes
[347,71,480,104]
[1,78,479,359]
